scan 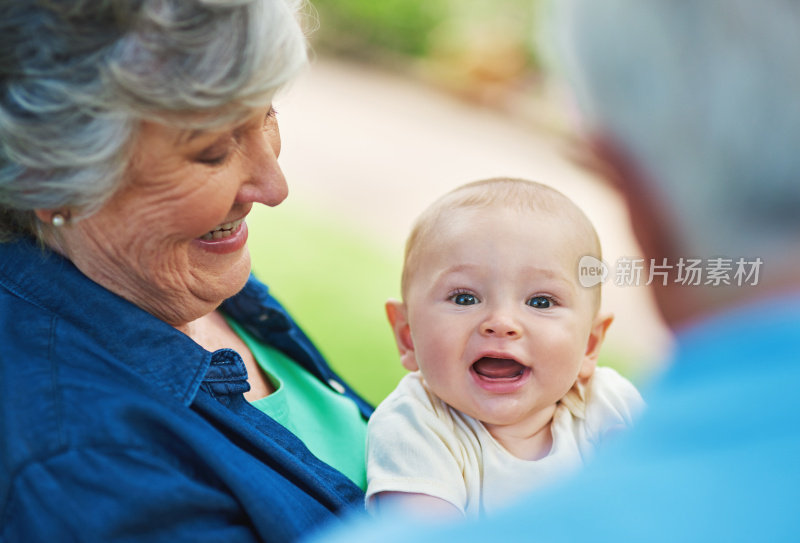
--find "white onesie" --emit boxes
[366,366,644,517]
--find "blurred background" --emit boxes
[249,0,673,406]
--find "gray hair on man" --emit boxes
[551,0,800,261]
[0,0,308,240]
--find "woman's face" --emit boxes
[56,105,287,330]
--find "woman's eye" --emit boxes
[197,152,230,166]
[194,132,236,166]
[451,292,479,305]
[527,296,553,309]
[196,141,233,165]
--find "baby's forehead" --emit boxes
[406,205,598,281]
[401,182,602,297]
[426,203,598,250]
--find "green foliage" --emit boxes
[310,0,448,59]
[308,0,547,86]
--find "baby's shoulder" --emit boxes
[369,372,456,429]
[584,366,645,436]
[367,373,482,467]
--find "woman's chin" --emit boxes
[186,239,253,309]
[210,248,253,298]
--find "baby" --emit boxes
[366,178,644,518]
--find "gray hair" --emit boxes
[0,0,308,241]
[551,0,800,258]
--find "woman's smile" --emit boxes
[194,218,249,254]
[199,217,246,241]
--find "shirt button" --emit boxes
[327,379,346,394]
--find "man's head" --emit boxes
[387,178,612,429]
[553,0,800,327]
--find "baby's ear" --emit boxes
[578,312,614,381]
[385,299,418,372]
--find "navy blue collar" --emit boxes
[0,236,373,418]
[0,237,211,405]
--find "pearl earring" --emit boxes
[51,213,66,227]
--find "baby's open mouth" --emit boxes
[199,218,244,241]
[472,357,527,380]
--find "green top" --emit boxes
[228,318,368,490]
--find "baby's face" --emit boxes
[403,206,601,429]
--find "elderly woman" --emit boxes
[0,1,371,540]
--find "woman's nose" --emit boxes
[236,123,288,207]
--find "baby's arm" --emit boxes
[370,491,462,519]
[366,374,473,518]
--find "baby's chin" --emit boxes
[441,393,541,429]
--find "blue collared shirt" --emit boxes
[0,238,372,542]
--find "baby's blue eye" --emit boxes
[452,293,479,305]
[527,296,552,309]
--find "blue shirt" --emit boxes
[317,294,800,542]
[0,238,372,542]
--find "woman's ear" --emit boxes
[385,299,418,371]
[33,209,69,226]
[578,312,614,381]
[33,209,52,223]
